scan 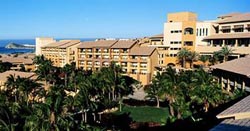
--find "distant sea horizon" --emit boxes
[0,38,96,54]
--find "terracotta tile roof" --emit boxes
[210,95,250,131]
[77,40,117,48]
[130,47,156,56]
[203,33,250,40]
[111,40,137,49]
[58,40,81,48]
[210,118,250,131]
[0,57,33,64]
[217,13,250,24]
[217,95,250,119]
[42,40,81,48]
[0,71,36,82]
[42,41,69,48]
[149,34,164,38]
[211,56,250,78]
[217,12,241,18]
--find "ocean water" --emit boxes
[0,38,96,54]
[0,39,35,54]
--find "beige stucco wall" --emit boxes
[35,37,55,56]
[196,21,216,46]
[167,12,197,22]
[182,21,196,51]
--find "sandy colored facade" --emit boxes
[197,13,250,59]
[164,12,198,67]
[41,40,81,67]
[162,12,250,67]
[142,34,169,67]
[36,38,158,85]
[76,40,158,85]
[36,37,56,56]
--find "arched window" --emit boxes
[184,27,194,35]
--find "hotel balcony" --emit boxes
[140,63,147,68]
[196,45,250,55]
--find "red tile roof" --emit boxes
[130,47,156,56]
[111,40,137,49]
[77,40,117,48]
[211,56,250,78]
[217,13,250,24]
[203,33,250,40]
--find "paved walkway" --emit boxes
[126,87,147,100]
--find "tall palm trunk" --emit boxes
[169,104,175,117]
[183,58,186,68]
[50,111,55,130]
[190,60,194,69]
[65,74,67,87]
[112,86,115,100]
[156,96,160,108]
[177,110,181,119]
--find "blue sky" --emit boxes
[0,0,249,39]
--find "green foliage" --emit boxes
[115,105,169,124]
[0,62,12,73]
[177,48,190,68]
[0,60,138,130]
[145,67,243,123]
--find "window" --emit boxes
[221,26,231,33]
[233,25,244,32]
[247,24,250,32]
[170,41,181,44]
[170,54,177,57]
[170,30,182,33]
[184,27,194,35]
[205,28,208,36]
[202,28,205,36]
[199,28,202,36]
[196,29,198,36]
[184,41,193,46]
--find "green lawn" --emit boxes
[114,105,169,124]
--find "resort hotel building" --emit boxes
[36,39,158,85]
[146,12,250,68]
[36,11,250,85]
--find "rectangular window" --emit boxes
[206,28,208,36]
[221,26,231,33]
[184,41,193,46]
[233,25,244,32]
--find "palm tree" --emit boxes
[187,51,199,68]
[199,55,209,67]
[161,67,184,118]
[35,59,54,88]
[219,46,234,62]
[62,64,73,88]
[33,55,46,65]
[177,48,190,68]
[209,51,221,65]
[5,74,18,102]
[144,72,165,108]
[189,69,227,112]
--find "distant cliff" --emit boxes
[5,43,35,49]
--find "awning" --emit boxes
[203,33,250,40]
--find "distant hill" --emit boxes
[5,43,35,49]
